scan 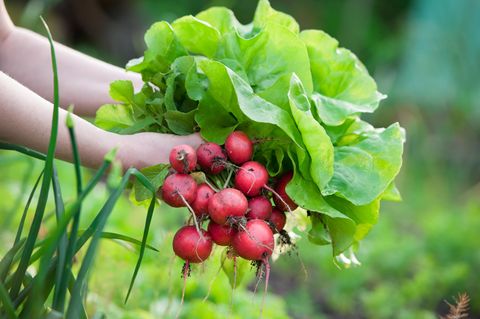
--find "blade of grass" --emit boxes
[124,195,155,303]
[2,159,35,229]
[0,240,26,284]
[0,143,46,161]
[16,267,55,318]
[104,232,159,252]
[14,170,44,245]
[9,228,159,276]
[4,154,113,312]
[3,228,159,292]
[19,154,114,317]
[73,168,157,276]
[13,260,54,309]
[8,17,60,300]
[118,169,157,304]
[0,281,17,319]
[75,168,154,249]
[67,272,87,319]
[51,166,69,313]
[66,169,134,318]
[67,168,156,316]
[15,155,150,316]
[52,108,83,312]
[78,231,159,252]
[18,157,113,269]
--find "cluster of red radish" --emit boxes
[160,130,298,309]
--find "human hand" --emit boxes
[115,132,204,170]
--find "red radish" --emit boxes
[207,221,235,246]
[191,183,215,217]
[225,131,253,165]
[246,196,272,220]
[196,142,227,174]
[173,226,212,319]
[269,208,286,233]
[234,161,269,197]
[161,173,197,207]
[169,144,197,173]
[172,226,213,263]
[273,172,298,212]
[208,188,248,225]
[232,219,274,260]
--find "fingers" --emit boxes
[185,133,204,149]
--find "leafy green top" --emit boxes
[95,0,405,258]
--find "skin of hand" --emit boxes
[0,0,142,117]
[0,2,204,169]
[0,72,203,169]
[120,133,203,169]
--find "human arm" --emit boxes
[0,0,142,117]
[0,72,203,169]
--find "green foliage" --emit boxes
[132,164,169,203]
[275,180,480,319]
[301,30,385,126]
[4,0,478,317]
[0,20,160,318]
[323,122,405,205]
[95,0,405,257]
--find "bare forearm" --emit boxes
[0,27,142,117]
[0,73,203,169]
[0,71,123,168]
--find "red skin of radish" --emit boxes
[161,173,197,208]
[208,188,248,225]
[225,131,253,165]
[232,219,274,261]
[273,172,298,212]
[169,144,197,173]
[269,208,286,233]
[196,143,227,174]
[207,221,235,246]
[246,196,272,220]
[172,226,213,263]
[191,183,215,217]
[234,161,269,197]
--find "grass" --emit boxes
[0,18,160,318]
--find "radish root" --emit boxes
[260,257,270,318]
[264,184,293,213]
[175,261,190,319]
[178,193,204,240]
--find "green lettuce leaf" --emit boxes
[196,7,250,36]
[172,16,221,57]
[195,95,238,144]
[133,164,170,203]
[288,74,334,190]
[253,0,299,34]
[95,0,406,258]
[381,182,402,202]
[301,30,385,125]
[325,195,380,243]
[218,22,312,93]
[322,123,405,205]
[95,104,135,132]
[109,80,135,104]
[285,163,357,255]
[187,58,304,147]
[127,21,187,74]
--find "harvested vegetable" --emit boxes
[96,0,405,260]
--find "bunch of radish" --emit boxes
[160,131,298,315]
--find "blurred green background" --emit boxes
[2,0,480,318]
